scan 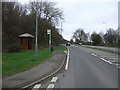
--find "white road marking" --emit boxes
[51,77,58,83]
[64,51,67,54]
[91,53,97,57]
[115,63,119,65]
[100,58,112,64]
[47,84,55,88]
[32,84,41,90]
[65,47,69,70]
[109,58,118,60]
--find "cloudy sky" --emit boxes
[17,0,118,41]
[55,0,118,40]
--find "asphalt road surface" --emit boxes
[31,45,119,89]
[55,46,119,88]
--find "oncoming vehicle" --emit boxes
[66,43,71,46]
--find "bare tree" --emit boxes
[104,28,117,44]
[72,28,88,43]
[29,1,64,25]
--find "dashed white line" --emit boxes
[91,53,113,65]
[47,84,55,88]
[51,77,58,83]
[115,63,119,65]
[118,66,120,69]
[65,47,69,70]
[100,57,112,64]
[32,84,41,90]
[91,53,97,57]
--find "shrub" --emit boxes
[7,43,21,52]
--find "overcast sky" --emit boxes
[56,0,118,40]
[17,0,118,41]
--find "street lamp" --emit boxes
[60,21,64,44]
[35,5,38,58]
[102,22,107,31]
[61,22,63,35]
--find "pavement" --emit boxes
[2,51,66,88]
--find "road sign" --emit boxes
[47,29,51,34]
[47,29,51,50]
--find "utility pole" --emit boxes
[35,6,38,58]
[61,22,63,35]
[49,30,51,50]
[61,22,63,44]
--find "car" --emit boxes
[66,43,71,46]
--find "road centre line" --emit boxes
[91,53,97,57]
[65,47,69,70]
[51,77,58,83]
[47,84,55,89]
[91,53,112,65]
[100,57,112,64]
[32,84,41,90]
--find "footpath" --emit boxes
[2,51,66,88]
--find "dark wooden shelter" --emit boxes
[19,33,34,50]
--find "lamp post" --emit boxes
[35,5,38,58]
[102,22,107,31]
[60,22,63,44]
[61,22,63,35]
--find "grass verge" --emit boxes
[54,45,67,51]
[2,45,67,77]
[2,49,53,77]
[80,45,119,55]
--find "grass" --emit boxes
[54,45,67,51]
[80,45,120,55]
[0,53,2,76]
[2,45,67,77]
[2,49,53,77]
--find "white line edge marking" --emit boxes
[47,84,55,88]
[65,47,69,70]
[100,58,112,64]
[32,84,41,89]
[22,46,66,89]
[51,77,58,82]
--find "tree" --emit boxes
[72,28,88,44]
[91,32,102,45]
[2,2,64,52]
[2,2,22,52]
[104,28,117,44]
[70,39,74,44]
[29,1,63,25]
[28,1,64,47]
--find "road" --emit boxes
[55,46,119,88]
[31,45,119,89]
